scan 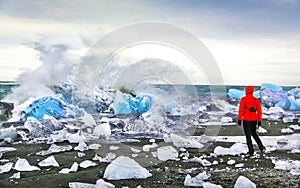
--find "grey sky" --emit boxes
[0,0,299,86]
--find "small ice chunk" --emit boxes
[212,160,219,165]
[0,147,16,153]
[188,157,212,167]
[67,132,85,143]
[14,158,40,171]
[281,128,294,134]
[78,152,86,158]
[131,147,141,153]
[0,162,13,174]
[36,144,72,156]
[235,163,245,168]
[79,160,97,168]
[89,144,101,150]
[10,172,21,179]
[95,179,115,188]
[203,182,223,188]
[59,162,78,174]
[257,127,268,134]
[184,174,203,187]
[289,124,300,130]
[109,146,119,151]
[142,143,158,152]
[74,141,89,152]
[171,134,204,148]
[38,156,59,167]
[227,159,236,165]
[234,175,256,188]
[93,153,117,163]
[103,156,152,180]
[69,182,96,188]
[157,146,178,161]
[195,171,211,180]
[221,116,232,123]
[290,169,300,176]
[149,138,155,143]
[214,142,248,156]
[93,122,111,139]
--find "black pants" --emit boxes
[243,121,264,154]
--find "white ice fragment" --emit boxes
[89,143,101,150]
[212,160,219,165]
[67,132,85,143]
[184,174,203,187]
[235,163,245,168]
[171,134,204,148]
[289,124,300,130]
[281,128,294,134]
[103,156,152,180]
[38,156,59,167]
[80,110,97,127]
[188,157,212,167]
[93,153,117,163]
[131,147,141,153]
[290,169,300,176]
[109,146,119,151]
[272,159,300,171]
[234,175,256,188]
[0,147,16,153]
[74,141,89,152]
[78,152,86,158]
[93,122,111,139]
[95,179,115,188]
[227,159,236,165]
[10,172,21,179]
[0,162,13,174]
[36,144,72,156]
[69,182,96,188]
[149,138,155,143]
[195,171,211,180]
[14,158,40,171]
[157,146,178,161]
[79,160,97,168]
[221,116,232,123]
[59,162,78,174]
[142,143,158,152]
[214,142,248,156]
[257,127,268,134]
[203,182,223,188]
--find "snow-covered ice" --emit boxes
[157,146,178,161]
[103,156,152,180]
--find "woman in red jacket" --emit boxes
[238,86,266,158]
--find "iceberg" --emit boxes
[69,179,115,188]
[21,94,81,121]
[184,174,203,187]
[59,162,78,174]
[103,156,152,180]
[261,83,282,91]
[112,90,152,114]
[170,134,204,149]
[0,162,13,174]
[79,160,97,168]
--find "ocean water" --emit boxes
[0,82,296,102]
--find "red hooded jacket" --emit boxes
[238,86,262,121]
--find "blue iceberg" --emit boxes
[227,89,260,99]
[112,90,152,114]
[21,94,81,121]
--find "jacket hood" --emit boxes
[245,86,254,94]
